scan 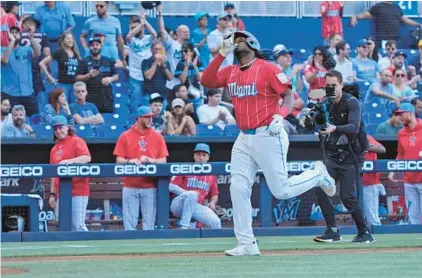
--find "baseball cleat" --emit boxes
[313,228,342,243]
[224,242,261,256]
[352,232,376,243]
[314,161,336,197]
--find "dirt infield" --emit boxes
[2,247,421,263]
[1,267,29,276]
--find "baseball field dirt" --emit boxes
[1,234,422,277]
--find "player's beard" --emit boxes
[234,47,253,61]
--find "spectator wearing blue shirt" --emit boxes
[273,44,304,94]
[2,105,35,138]
[33,1,75,52]
[365,69,399,106]
[70,81,104,126]
[1,26,41,97]
[352,39,379,83]
[376,109,402,135]
[80,1,125,65]
[42,88,74,125]
[191,12,211,68]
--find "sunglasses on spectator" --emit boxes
[395,74,406,78]
[314,52,322,56]
[359,45,368,49]
[182,49,192,53]
[96,5,105,8]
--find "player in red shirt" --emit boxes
[114,106,169,230]
[48,115,92,232]
[362,135,386,226]
[169,143,221,229]
[201,31,335,256]
[389,103,422,224]
[320,1,343,43]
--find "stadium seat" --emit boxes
[224,125,240,136]
[112,82,130,96]
[292,48,310,61]
[6,95,39,116]
[365,123,379,135]
[30,114,42,125]
[95,125,125,138]
[113,93,130,106]
[102,113,125,125]
[32,124,53,138]
[114,103,130,120]
[369,113,388,124]
[37,91,50,113]
[196,124,224,136]
[362,113,370,124]
[74,125,96,138]
[355,81,371,95]
[363,102,386,114]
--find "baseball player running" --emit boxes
[201,31,335,256]
[169,143,222,229]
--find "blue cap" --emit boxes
[194,12,209,21]
[218,12,232,20]
[136,106,156,118]
[356,39,370,47]
[393,51,407,58]
[51,115,68,127]
[395,103,416,114]
[194,143,210,154]
[89,37,102,45]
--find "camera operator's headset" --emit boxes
[310,90,363,215]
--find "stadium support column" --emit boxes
[156,177,170,230]
[59,178,72,231]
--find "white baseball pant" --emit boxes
[404,183,422,224]
[231,127,324,244]
[170,191,221,229]
[363,184,386,226]
[122,187,156,230]
[55,196,89,232]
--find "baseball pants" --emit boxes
[55,196,89,232]
[170,191,221,229]
[363,184,386,226]
[404,183,422,224]
[231,127,325,245]
[122,187,156,230]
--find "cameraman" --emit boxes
[311,70,375,244]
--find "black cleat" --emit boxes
[313,228,342,243]
[352,232,376,243]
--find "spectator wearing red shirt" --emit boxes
[113,106,169,231]
[320,1,343,44]
[1,1,20,47]
[48,115,92,232]
[169,143,221,229]
[389,103,422,224]
[362,135,386,226]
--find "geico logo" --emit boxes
[287,162,313,172]
[57,165,101,176]
[362,161,374,171]
[387,161,422,171]
[114,165,157,175]
[225,163,231,173]
[0,166,43,177]
[170,164,212,174]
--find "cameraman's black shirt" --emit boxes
[328,94,361,135]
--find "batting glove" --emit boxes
[268,114,285,137]
[219,35,237,57]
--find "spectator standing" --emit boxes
[365,69,397,106]
[113,106,169,231]
[351,1,422,48]
[39,31,81,102]
[392,68,416,103]
[352,39,379,83]
[320,1,343,44]
[191,12,211,68]
[208,14,233,68]
[166,98,196,136]
[378,40,397,71]
[273,45,304,94]
[149,93,172,134]
[327,33,342,56]
[362,135,387,226]
[224,2,246,31]
[1,1,20,47]
[42,88,74,125]
[376,108,402,135]
[126,13,157,110]
[389,103,422,224]
[197,89,235,130]
[1,94,12,129]
[48,115,91,232]
[76,37,118,113]
[70,82,104,126]
[1,105,34,138]
[334,41,354,85]
[169,143,222,229]
[1,26,41,97]
[80,1,125,63]
[33,1,75,52]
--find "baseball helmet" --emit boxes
[233,31,261,52]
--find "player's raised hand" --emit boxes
[268,114,285,137]
[219,35,237,57]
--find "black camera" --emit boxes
[308,102,328,131]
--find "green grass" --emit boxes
[2,234,422,277]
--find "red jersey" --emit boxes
[362,135,382,186]
[320,1,343,39]
[396,121,422,183]
[201,54,292,130]
[170,175,219,205]
[304,64,327,98]
[292,93,302,117]
[1,13,18,47]
[50,135,91,198]
[113,125,169,189]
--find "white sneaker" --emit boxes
[224,242,261,256]
[314,161,336,197]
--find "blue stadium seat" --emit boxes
[95,125,125,138]
[127,113,137,125]
[363,102,386,114]
[362,113,370,124]
[355,81,371,95]
[368,112,388,124]
[113,93,130,106]
[114,103,130,121]
[365,123,379,135]
[32,124,53,138]
[74,125,96,138]
[400,49,418,60]
[37,91,50,113]
[292,48,310,61]
[196,125,224,136]
[102,113,125,125]
[112,82,130,96]
[224,125,240,136]
[30,114,42,125]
